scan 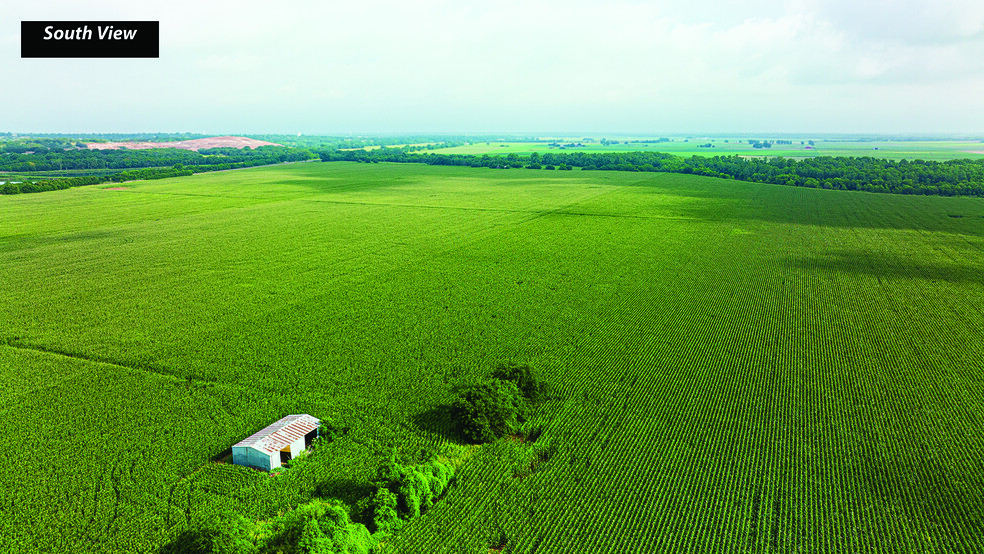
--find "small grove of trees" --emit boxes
[453,379,524,443]
[197,500,374,554]
[195,450,455,553]
[184,363,546,553]
[360,453,456,533]
[452,362,547,443]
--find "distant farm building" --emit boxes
[232,414,320,471]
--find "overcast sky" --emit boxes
[2,0,983,134]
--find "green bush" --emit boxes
[372,451,456,524]
[201,499,374,554]
[421,459,454,498]
[398,469,431,519]
[492,362,546,401]
[452,378,523,443]
[316,418,349,445]
[369,487,403,534]
[263,499,374,554]
[200,510,258,554]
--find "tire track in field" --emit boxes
[536,184,820,552]
[529,182,758,552]
[186,180,627,402]
[388,181,711,552]
[302,197,675,219]
[0,339,215,386]
[500,188,739,553]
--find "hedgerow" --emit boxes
[366,452,456,528]
[199,500,374,554]
[0,146,316,194]
[318,146,984,196]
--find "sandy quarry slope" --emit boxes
[85,136,282,151]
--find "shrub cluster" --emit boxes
[452,379,523,443]
[362,452,456,533]
[493,362,547,402]
[199,500,374,554]
[452,363,547,443]
[196,452,456,553]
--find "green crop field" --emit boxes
[2,161,983,552]
[433,138,984,161]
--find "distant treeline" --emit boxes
[0,143,314,172]
[4,167,195,194]
[253,135,476,149]
[0,133,212,146]
[318,147,984,197]
[0,146,316,195]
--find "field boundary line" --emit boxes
[0,339,211,385]
[302,197,670,219]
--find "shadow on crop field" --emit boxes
[783,249,984,284]
[210,447,232,464]
[314,478,375,508]
[614,173,754,200]
[263,163,441,195]
[858,433,984,546]
[0,229,120,254]
[612,174,984,238]
[194,164,984,239]
[412,406,462,443]
[159,530,208,554]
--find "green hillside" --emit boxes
[1,162,982,552]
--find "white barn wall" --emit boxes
[288,436,304,458]
[252,448,277,471]
[233,445,277,471]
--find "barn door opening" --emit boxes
[280,447,292,465]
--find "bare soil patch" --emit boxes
[85,136,282,151]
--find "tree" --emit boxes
[369,488,403,534]
[369,452,456,529]
[492,362,546,401]
[452,379,522,443]
[200,510,258,554]
[266,499,374,554]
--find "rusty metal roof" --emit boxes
[233,414,320,454]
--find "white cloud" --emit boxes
[1,0,983,132]
[811,0,984,44]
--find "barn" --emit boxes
[232,414,320,471]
